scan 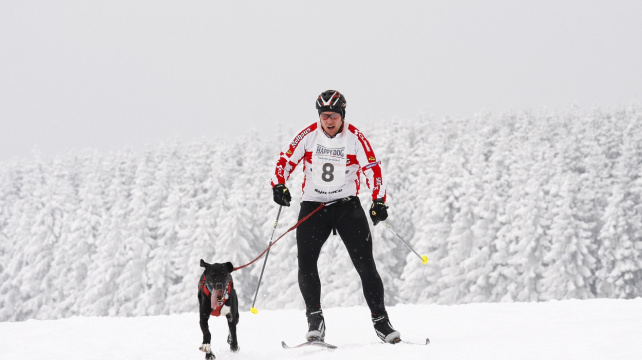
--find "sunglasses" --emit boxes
[320,113,342,120]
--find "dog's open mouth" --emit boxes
[212,289,225,307]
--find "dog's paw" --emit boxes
[199,343,211,353]
[230,344,240,352]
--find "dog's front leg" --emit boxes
[199,297,215,359]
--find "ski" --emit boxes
[396,338,430,346]
[379,337,430,345]
[281,339,338,350]
[281,337,427,349]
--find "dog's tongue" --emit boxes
[211,290,225,308]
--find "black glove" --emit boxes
[272,184,291,206]
[370,199,388,226]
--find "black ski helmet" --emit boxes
[316,90,346,119]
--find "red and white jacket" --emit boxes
[271,121,387,203]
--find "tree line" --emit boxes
[0,107,640,321]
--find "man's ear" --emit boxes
[225,262,234,272]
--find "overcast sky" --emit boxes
[1,1,641,163]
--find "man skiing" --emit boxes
[270,90,400,344]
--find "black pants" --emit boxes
[296,197,386,316]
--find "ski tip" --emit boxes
[250,307,258,314]
[426,338,430,345]
[281,341,288,349]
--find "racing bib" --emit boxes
[311,132,347,186]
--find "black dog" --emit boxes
[198,260,239,359]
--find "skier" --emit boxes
[270,90,400,343]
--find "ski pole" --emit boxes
[250,206,283,314]
[382,221,428,265]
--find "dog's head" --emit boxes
[200,259,234,305]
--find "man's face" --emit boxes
[319,112,343,137]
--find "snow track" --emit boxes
[1,300,640,360]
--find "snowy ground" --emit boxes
[1,299,640,360]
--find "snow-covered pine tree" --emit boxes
[596,114,642,298]
[46,154,89,319]
[540,170,597,300]
[81,150,136,317]
[73,150,107,316]
[398,118,441,304]
[140,143,188,315]
[436,131,472,304]
[115,150,157,316]
[0,160,24,320]
[461,113,502,303]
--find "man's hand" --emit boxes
[273,184,291,206]
[370,199,388,226]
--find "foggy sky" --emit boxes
[1,0,641,162]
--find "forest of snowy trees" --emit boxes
[1,106,641,322]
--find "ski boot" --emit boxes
[372,312,401,344]
[305,307,326,341]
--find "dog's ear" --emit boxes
[225,262,234,273]
[200,259,208,268]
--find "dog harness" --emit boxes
[199,275,233,317]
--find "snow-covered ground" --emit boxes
[1,299,640,360]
